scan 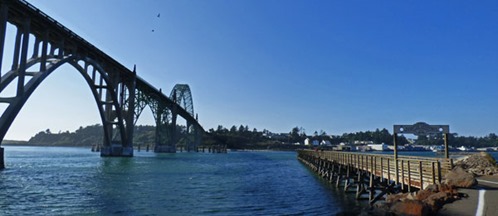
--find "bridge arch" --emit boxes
[0,53,129,152]
[170,84,199,150]
[170,84,194,117]
[131,83,201,152]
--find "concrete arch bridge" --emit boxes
[0,0,205,168]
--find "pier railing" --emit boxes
[298,150,453,191]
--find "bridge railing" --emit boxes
[299,150,453,190]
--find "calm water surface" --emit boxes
[0,146,368,215]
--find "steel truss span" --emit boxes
[0,0,204,168]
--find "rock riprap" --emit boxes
[454,152,498,176]
[369,152,498,215]
[371,183,466,216]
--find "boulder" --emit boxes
[438,183,458,194]
[389,200,431,216]
[423,192,452,212]
[386,192,410,203]
[444,166,477,188]
[370,202,391,216]
[415,189,433,201]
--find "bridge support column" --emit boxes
[101,145,133,157]
[170,106,177,148]
[0,147,4,169]
[153,102,176,153]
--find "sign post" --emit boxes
[393,122,450,159]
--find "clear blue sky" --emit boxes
[2,0,498,140]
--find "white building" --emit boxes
[334,144,357,151]
[304,138,310,146]
[320,140,332,146]
[367,143,389,151]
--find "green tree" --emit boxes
[230,125,237,134]
[290,127,301,143]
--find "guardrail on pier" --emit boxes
[297,150,453,204]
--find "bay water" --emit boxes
[0,146,368,215]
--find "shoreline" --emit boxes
[4,143,498,152]
[2,143,90,148]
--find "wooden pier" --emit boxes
[297,150,453,204]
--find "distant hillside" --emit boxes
[20,123,498,149]
[2,140,28,145]
[27,124,155,146]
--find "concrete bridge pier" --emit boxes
[0,147,4,169]
[100,145,133,157]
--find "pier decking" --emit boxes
[297,150,454,204]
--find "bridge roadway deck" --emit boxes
[298,150,453,191]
